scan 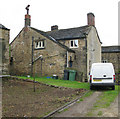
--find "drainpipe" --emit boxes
[84,33,88,82]
[67,51,68,67]
[85,39,88,81]
[31,36,34,77]
[41,57,43,76]
[31,36,36,92]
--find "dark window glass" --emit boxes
[39,41,41,47]
[43,41,44,47]
[71,41,73,47]
[69,61,73,67]
[36,42,38,47]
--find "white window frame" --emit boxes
[70,40,78,48]
[35,41,45,49]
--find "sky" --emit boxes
[118,1,120,45]
[0,0,119,46]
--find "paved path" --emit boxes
[53,91,119,118]
[0,78,2,118]
[118,92,120,119]
[53,91,102,117]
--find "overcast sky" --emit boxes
[0,0,119,46]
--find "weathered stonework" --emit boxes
[10,27,74,78]
[58,27,101,81]
[102,46,120,80]
[0,25,10,75]
[10,12,102,82]
[59,39,87,81]
[87,27,101,77]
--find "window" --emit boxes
[70,40,78,48]
[69,61,73,67]
[36,42,38,48]
[71,41,73,47]
[35,41,45,49]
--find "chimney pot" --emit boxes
[25,14,31,27]
[51,25,58,31]
[87,13,95,26]
[25,5,31,27]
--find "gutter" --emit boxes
[84,33,88,81]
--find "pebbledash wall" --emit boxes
[0,24,10,75]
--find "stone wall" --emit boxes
[10,28,32,76]
[59,38,87,81]
[33,31,69,78]
[102,52,120,79]
[58,28,101,81]
[10,27,74,78]
[87,27,101,78]
[10,26,101,81]
[0,28,10,75]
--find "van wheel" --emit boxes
[90,86,93,90]
[112,86,115,90]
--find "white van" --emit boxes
[89,63,115,90]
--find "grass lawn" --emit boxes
[93,85,119,108]
[17,76,90,90]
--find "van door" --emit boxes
[92,65,114,83]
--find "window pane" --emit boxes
[36,42,38,47]
[71,41,73,47]
[39,41,41,47]
[69,61,73,67]
[74,40,78,47]
[43,41,44,47]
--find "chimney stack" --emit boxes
[87,13,95,26]
[51,25,58,31]
[25,5,31,27]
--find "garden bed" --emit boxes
[2,77,86,117]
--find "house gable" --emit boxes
[10,26,75,77]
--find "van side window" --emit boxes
[102,60,108,63]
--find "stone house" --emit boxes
[0,24,10,75]
[47,13,102,80]
[102,46,120,79]
[10,10,101,81]
[10,26,75,77]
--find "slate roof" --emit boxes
[46,25,91,40]
[30,27,75,53]
[102,46,120,53]
[0,24,9,30]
